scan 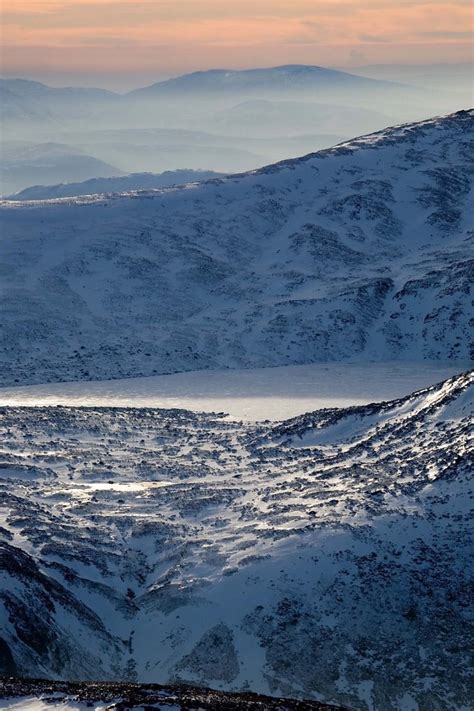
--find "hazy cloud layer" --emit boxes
[2,0,473,74]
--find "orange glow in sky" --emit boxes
[1,0,473,77]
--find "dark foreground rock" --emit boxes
[0,676,349,710]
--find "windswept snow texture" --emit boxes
[0,372,472,710]
[0,110,473,387]
[7,169,226,201]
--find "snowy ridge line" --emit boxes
[1,109,472,208]
[0,179,214,208]
[5,170,227,202]
[247,108,474,175]
[269,369,473,438]
[0,677,349,710]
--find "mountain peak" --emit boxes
[128,63,393,96]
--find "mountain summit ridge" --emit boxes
[128,63,399,96]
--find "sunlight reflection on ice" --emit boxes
[0,361,469,421]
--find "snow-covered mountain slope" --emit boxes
[0,679,345,711]
[0,371,472,709]
[7,169,226,201]
[0,110,473,387]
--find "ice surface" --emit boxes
[0,362,469,420]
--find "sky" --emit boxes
[1,0,473,88]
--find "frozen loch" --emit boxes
[0,361,469,420]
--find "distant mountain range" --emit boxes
[0,142,122,196]
[128,64,398,97]
[1,131,350,194]
[0,78,119,127]
[0,64,398,102]
[1,66,406,188]
[205,99,389,138]
[0,63,451,131]
[0,110,472,387]
[2,64,469,190]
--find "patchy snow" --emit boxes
[0,372,472,710]
[0,700,105,711]
[0,109,472,711]
[0,680,338,711]
[0,361,468,420]
[0,111,472,388]
[0,698,182,711]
